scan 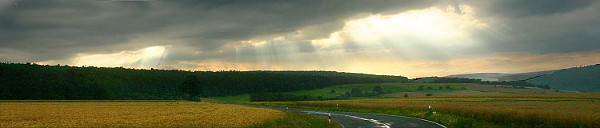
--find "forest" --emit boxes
[0,63,408,100]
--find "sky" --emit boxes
[1,0,599,78]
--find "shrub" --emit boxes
[373,86,384,94]
[417,85,425,91]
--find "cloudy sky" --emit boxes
[1,0,599,78]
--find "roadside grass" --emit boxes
[261,96,600,128]
[253,112,340,128]
[0,101,330,128]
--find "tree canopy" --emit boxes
[0,63,408,100]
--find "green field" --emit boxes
[211,83,467,102]
[287,83,466,98]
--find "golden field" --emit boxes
[1,101,285,127]
[270,95,600,127]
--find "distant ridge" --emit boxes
[445,64,600,92]
[446,70,555,82]
[526,64,600,92]
[446,73,510,81]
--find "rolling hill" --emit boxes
[526,64,600,92]
[446,64,600,92]
[446,70,555,81]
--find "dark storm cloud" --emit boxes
[1,0,166,61]
[1,0,599,66]
[0,0,436,62]
[464,0,600,54]
[466,0,596,18]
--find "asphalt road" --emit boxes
[278,108,447,128]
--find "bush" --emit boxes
[351,88,364,96]
[426,93,432,96]
[427,86,434,90]
[417,85,425,91]
[372,86,384,94]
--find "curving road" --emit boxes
[278,108,446,128]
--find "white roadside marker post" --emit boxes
[328,113,331,123]
[428,105,435,115]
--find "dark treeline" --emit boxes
[0,63,408,100]
[1,63,192,100]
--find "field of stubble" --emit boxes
[1,101,285,127]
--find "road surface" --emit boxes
[279,108,446,128]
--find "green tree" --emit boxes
[427,86,433,90]
[351,88,363,96]
[372,86,384,94]
[180,75,203,100]
[417,85,425,91]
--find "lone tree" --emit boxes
[427,86,434,90]
[351,88,364,96]
[373,86,384,94]
[180,75,203,101]
[417,85,425,91]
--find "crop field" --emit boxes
[267,95,600,127]
[1,101,288,127]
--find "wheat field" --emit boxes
[1,101,285,127]
[272,96,600,127]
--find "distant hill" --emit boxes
[526,64,600,92]
[497,70,555,81]
[446,73,509,81]
[445,64,600,92]
[446,71,555,81]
